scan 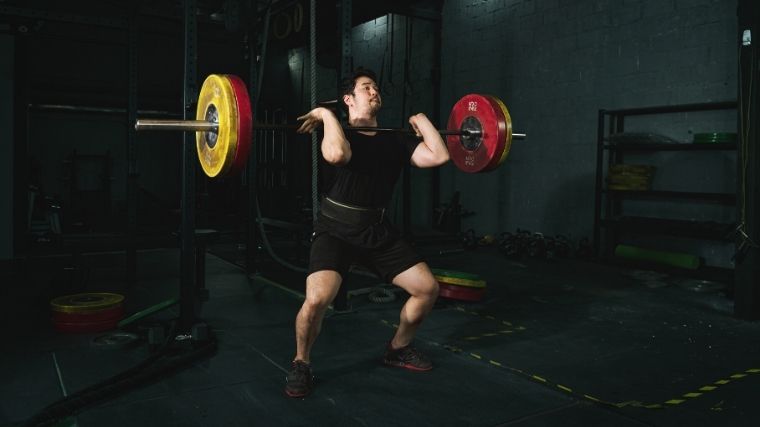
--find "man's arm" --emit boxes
[408,113,450,168]
[297,107,352,165]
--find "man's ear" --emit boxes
[342,94,352,108]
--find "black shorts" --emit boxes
[308,214,424,284]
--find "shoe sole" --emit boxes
[383,359,433,371]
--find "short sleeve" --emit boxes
[399,133,422,164]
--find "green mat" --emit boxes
[614,244,701,270]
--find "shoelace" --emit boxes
[289,362,311,381]
[398,346,424,362]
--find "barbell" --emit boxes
[134,74,526,178]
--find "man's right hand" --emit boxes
[296,107,330,134]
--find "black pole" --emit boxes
[180,0,198,333]
[126,5,138,284]
[333,0,352,312]
[337,0,353,94]
[735,0,760,320]
[13,37,28,256]
[246,25,259,276]
[401,16,412,237]
[431,12,442,228]
[593,109,605,257]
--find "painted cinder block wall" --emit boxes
[437,0,738,264]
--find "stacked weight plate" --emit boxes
[607,164,656,191]
[692,132,737,144]
[432,269,487,302]
[50,293,125,333]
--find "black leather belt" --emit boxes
[320,197,385,227]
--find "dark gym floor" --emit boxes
[1,240,759,427]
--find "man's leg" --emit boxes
[286,270,342,397]
[294,270,342,362]
[389,262,439,350]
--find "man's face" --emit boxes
[345,76,381,117]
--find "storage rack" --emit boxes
[593,101,738,268]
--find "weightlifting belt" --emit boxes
[320,196,385,227]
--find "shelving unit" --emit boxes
[593,101,738,269]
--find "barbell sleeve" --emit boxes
[135,119,219,132]
[135,119,525,139]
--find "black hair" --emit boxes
[339,67,378,112]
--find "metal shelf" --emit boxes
[593,100,739,263]
[603,142,737,151]
[602,189,736,204]
[601,100,737,116]
[600,216,735,241]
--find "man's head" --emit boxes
[340,68,381,120]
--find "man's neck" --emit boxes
[348,115,378,128]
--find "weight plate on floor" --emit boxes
[53,318,120,334]
[52,304,124,323]
[447,94,507,173]
[91,331,140,349]
[436,275,487,289]
[50,293,124,314]
[438,282,485,302]
[430,268,481,281]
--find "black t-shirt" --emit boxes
[325,131,420,208]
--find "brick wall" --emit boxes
[287,14,437,226]
[0,35,13,259]
[350,15,438,226]
[440,0,738,263]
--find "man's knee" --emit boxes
[423,278,439,300]
[302,270,342,315]
[411,274,439,300]
[302,294,332,314]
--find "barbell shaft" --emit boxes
[342,127,526,139]
[134,119,526,139]
[247,123,486,137]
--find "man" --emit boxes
[286,68,449,398]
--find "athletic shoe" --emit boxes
[285,360,313,397]
[383,343,433,371]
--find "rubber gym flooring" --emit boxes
[1,240,759,427]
